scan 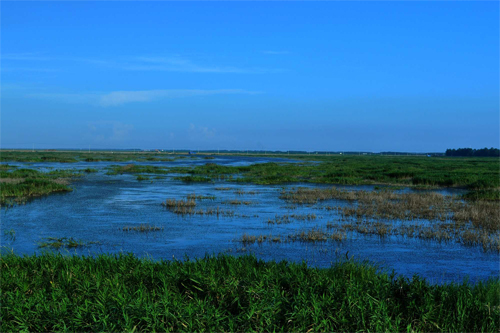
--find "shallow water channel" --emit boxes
[1,156,498,284]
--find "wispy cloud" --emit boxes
[3,52,285,74]
[124,56,281,74]
[28,89,261,107]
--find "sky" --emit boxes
[1,1,498,152]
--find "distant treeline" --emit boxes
[446,148,499,157]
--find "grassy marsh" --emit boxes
[166,156,499,192]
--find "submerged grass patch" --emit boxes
[122,224,163,232]
[37,237,99,249]
[4,252,495,332]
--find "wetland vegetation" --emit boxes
[1,252,498,332]
[0,165,82,206]
[280,186,500,252]
[2,150,499,331]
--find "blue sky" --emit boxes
[1,1,498,152]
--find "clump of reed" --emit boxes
[193,207,235,217]
[187,193,216,200]
[290,213,317,221]
[266,213,317,225]
[222,199,252,205]
[163,198,196,208]
[215,187,231,191]
[240,233,281,245]
[235,189,258,195]
[266,214,292,225]
[122,224,163,232]
[162,199,234,217]
[288,228,329,242]
[340,222,392,238]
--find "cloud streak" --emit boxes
[28,89,261,107]
[3,52,285,74]
[123,56,283,73]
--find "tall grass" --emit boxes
[1,252,498,332]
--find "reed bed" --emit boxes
[281,186,500,250]
[122,224,163,232]
[2,252,498,332]
[325,220,500,252]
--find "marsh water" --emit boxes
[1,156,498,284]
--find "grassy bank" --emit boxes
[1,252,498,332]
[0,166,80,205]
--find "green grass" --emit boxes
[0,179,73,205]
[169,156,499,188]
[0,168,83,205]
[1,252,498,332]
